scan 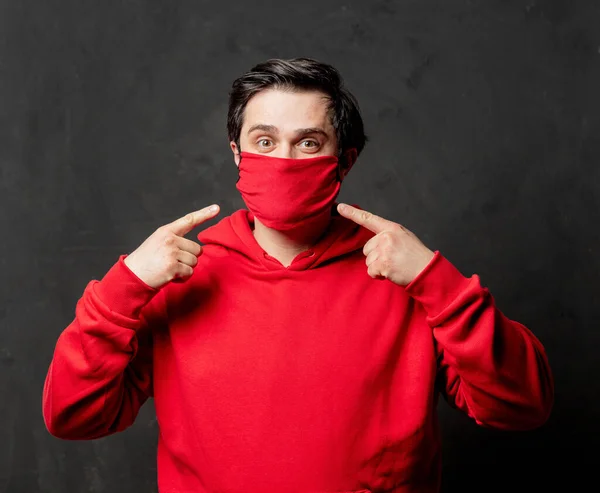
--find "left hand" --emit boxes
[337,203,435,287]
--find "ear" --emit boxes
[230,141,241,166]
[339,147,358,179]
[345,148,358,167]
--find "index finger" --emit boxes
[166,204,220,236]
[337,203,394,234]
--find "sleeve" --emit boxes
[404,251,554,430]
[42,254,168,440]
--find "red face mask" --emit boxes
[235,151,343,232]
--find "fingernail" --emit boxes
[210,205,218,212]
[338,203,347,212]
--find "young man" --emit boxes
[43,57,554,493]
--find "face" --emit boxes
[230,88,356,178]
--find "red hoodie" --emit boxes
[42,204,553,493]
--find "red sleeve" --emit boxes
[404,251,554,430]
[42,254,167,440]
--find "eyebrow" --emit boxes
[246,124,329,138]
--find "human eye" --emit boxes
[257,138,273,148]
[299,140,319,149]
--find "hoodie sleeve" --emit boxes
[42,254,167,440]
[404,251,554,430]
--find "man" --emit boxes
[43,57,554,493]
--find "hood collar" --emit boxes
[197,202,374,271]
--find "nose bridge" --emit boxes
[281,146,295,159]
[277,134,295,159]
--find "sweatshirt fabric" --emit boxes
[42,203,554,493]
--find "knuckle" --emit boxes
[166,257,178,271]
[163,234,175,246]
[190,242,202,255]
[361,211,372,222]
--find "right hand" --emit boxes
[124,204,220,289]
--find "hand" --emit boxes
[124,204,220,289]
[337,203,435,287]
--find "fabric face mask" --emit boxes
[235,151,343,232]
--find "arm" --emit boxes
[405,251,554,430]
[42,254,167,440]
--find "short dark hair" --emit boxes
[227,57,368,160]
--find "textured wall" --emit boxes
[1,0,598,491]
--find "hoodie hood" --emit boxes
[197,202,375,271]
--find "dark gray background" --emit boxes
[1,0,598,491]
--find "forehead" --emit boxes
[242,88,333,132]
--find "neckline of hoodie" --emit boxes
[232,208,351,271]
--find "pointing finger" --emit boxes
[166,204,220,236]
[337,203,396,234]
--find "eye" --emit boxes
[299,140,318,148]
[257,139,272,148]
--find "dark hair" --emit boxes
[227,57,368,161]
